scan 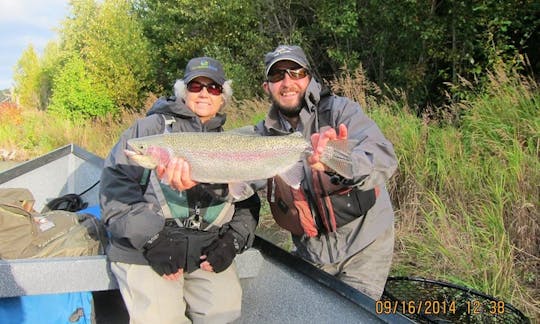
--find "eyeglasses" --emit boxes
[187,81,223,96]
[267,67,309,83]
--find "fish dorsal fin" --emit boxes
[278,161,304,189]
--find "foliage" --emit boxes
[252,0,540,111]
[12,45,42,110]
[10,0,538,115]
[61,0,153,111]
[382,68,539,320]
[132,0,270,99]
[39,42,64,111]
[48,54,116,120]
[0,102,22,126]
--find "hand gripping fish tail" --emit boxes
[319,138,360,179]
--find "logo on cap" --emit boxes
[191,59,219,72]
[272,46,295,57]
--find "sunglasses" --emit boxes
[267,67,309,83]
[187,81,223,96]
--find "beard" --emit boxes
[268,92,304,117]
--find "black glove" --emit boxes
[202,231,238,273]
[143,226,187,276]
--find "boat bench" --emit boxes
[0,248,263,298]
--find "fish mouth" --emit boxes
[126,140,146,154]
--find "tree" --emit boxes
[133,0,270,99]
[39,41,63,111]
[13,45,42,110]
[60,0,153,111]
[48,54,115,120]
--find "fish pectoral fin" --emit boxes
[278,162,304,189]
[228,182,255,201]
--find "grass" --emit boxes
[1,67,538,322]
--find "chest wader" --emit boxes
[139,114,235,272]
[266,95,378,263]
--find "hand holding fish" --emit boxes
[308,124,348,172]
[157,156,198,191]
[125,146,198,191]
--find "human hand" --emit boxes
[143,226,187,277]
[155,155,197,191]
[307,124,348,171]
[199,232,237,273]
[162,268,183,281]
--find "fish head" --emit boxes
[127,137,149,153]
[126,136,172,169]
[124,149,158,169]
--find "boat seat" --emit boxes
[0,248,263,297]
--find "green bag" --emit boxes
[0,188,103,259]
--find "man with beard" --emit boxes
[254,45,398,300]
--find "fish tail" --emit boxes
[320,139,359,179]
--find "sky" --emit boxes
[0,0,69,90]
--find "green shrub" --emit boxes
[48,55,116,120]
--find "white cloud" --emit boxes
[0,0,69,28]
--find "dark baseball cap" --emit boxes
[183,57,226,85]
[264,45,310,76]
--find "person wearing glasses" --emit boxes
[254,45,398,300]
[99,57,260,323]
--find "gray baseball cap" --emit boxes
[264,45,310,76]
[183,57,226,85]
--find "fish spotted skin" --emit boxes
[126,130,356,185]
[126,131,309,183]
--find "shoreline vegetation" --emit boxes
[1,66,538,322]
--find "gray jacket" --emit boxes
[255,79,397,264]
[100,97,260,265]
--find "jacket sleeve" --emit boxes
[333,97,398,190]
[99,118,165,250]
[225,193,261,253]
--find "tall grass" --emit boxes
[0,67,538,321]
[378,67,539,321]
[0,108,145,159]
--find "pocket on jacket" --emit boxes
[329,188,376,227]
[183,229,218,273]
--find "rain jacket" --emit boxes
[255,79,397,264]
[100,97,260,266]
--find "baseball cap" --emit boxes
[183,57,226,85]
[264,45,310,76]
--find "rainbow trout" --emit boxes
[125,128,356,188]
